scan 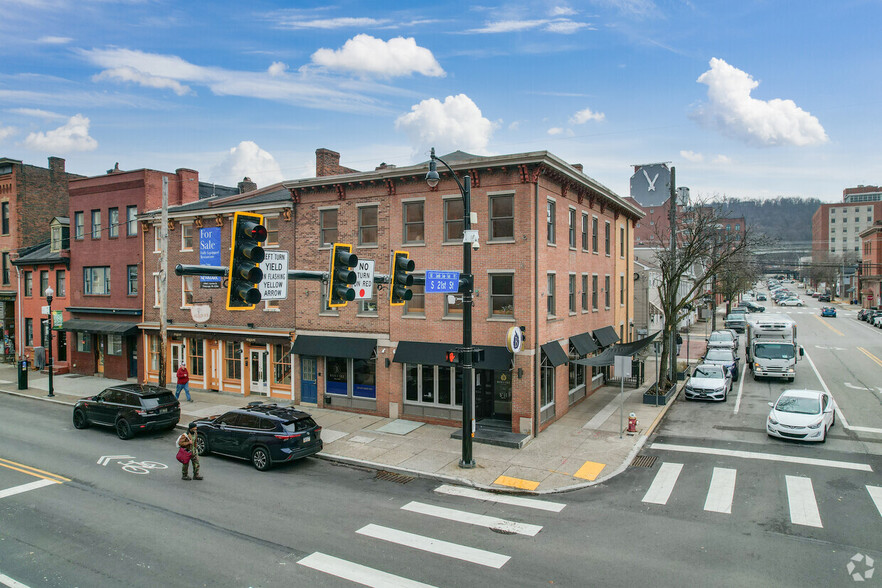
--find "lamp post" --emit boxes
[426,147,476,468]
[45,286,54,398]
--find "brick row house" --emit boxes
[0,156,81,361]
[139,148,642,435]
[858,221,882,307]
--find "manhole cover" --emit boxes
[375,470,414,484]
[630,455,658,468]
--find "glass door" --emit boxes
[250,349,269,395]
[96,335,105,375]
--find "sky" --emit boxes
[1,0,879,203]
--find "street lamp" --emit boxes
[426,147,476,469]
[45,286,54,398]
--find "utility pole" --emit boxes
[158,176,168,387]
[668,167,677,382]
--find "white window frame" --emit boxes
[180,222,194,251]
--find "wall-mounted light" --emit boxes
[517,368,523,379]
[385,358,391,368]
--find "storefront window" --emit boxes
[403,364,463,408]
[540,352,556,410]
[148,335,160,372]
[225,342,242,380]
[352,358,376,398]
[77,332,92,353]
[188,338,204,377]
[107,334,123,356]
[272,344,291,385]
[326,356,348,395]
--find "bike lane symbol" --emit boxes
[97,455,168,475]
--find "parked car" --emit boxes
[856,309,870,321]
[73,384,181,440]
[866,310,882,324]
[820,306,836,318]
[756,294,767,301]
[819,294,832,302]
[874,314,882,328]
[684,364,731,401]
[766,389,834,443]
[193,403,323,471]
[737,301,765,312]
[725,313,747,333]
[811,292,821,298]
[702,347,740,381]
[779,298,805,307]
[707,330,738,352]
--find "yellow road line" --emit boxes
[573,460,606,481]
[493,475,540,491]
[857,347,882,369]
[0,457,70,483]
[813,314,844,336]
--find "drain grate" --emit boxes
[630,455,658,468]
[375,470,415,484]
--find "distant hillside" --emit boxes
[716,196,823,244]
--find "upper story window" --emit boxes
[568,208,576,248]
[404,276,425,316]
[261,216,279,247]
[126,206,138,236]
[619,226,625,258]
[358,205,378,246]
[604,221,611,255]
[51,225,62,252]
[182,276,195,307]
[24,271,32,296]
[320,208,338,246]
[39,270,49,297]
[488,194,514,241]
[489,273,513,317]
[592,274,598,310]
[403,201,425,244]
[547,273,556,317]
[582,214,589,250]
[56,270,66,297]
[127,265,138,296]
[1,253,9,285]
[91,209,101,239]
[181,223,194,251]
[108,207,119,238]
[74,212,84,240]
[592,217,599,253]
[444,198,464,243]
[83,266,110,295]
[1,202,8,235]
[568,274,576,313]
[546,200,556,244]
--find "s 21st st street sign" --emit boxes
[425,271,460,293]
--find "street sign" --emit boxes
[614,355,632,375]
[425,270,460,293]
[354,259,375,300]
[41,305,50,315]
[258,250,288,301]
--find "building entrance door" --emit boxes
[57,330,67,362]
[170,343,184,374]
[474,369,512,426]
[300,356,317,403]
[96,335,105,375]
[250,349,269,395]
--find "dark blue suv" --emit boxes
[193,403,323,471]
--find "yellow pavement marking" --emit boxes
[857,347,882,369]
[0,457,70,483]
[813,315,844,336]
[493,475,540,491]
[573,460,606,481]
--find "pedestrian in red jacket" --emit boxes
[176,363,192,402]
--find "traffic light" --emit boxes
[390,250,415,306]
[328,243,358,308]
[226,212,267,310]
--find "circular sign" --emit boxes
[506,326,523,353]
[190,303,211,323]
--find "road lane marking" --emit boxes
[0,479,58,500]
[0,458,70,483]
[868,486,882,518]
[650,443,872,471]
[433,485,566,512]
[801,349,851,430]
[786,475,823,528]
[704,467,737,514]
[857,346,882,370]
[642,462,683,505]
[356,524,510,569]
[492,475,539,491]
[401,502,542,536]
[813,314,844,336]
[297,552,435,588]
[734,364,746,414]
[0,571,30,588]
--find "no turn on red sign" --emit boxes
[354,260,374,300]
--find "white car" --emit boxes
[874,315,882,328]
[767,389,835,443]
[779,298,804,307]
[684,364,731,401]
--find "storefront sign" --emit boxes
[51,310,63,330]
[199,228,222,288]
[506,326,523,353]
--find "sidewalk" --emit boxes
[0,345,695,494]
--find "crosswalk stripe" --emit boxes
[0,479,58,500]
[642,462,683,505]
[786,476,822,528]
[298,552,436,588]
[434,484,566,513]
[356,524,510,569]
[401,501,542,537]
[703,467,737,514]
[868,486,882,518]
[651,442,872,471]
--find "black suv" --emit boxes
[73,384,180,439]
[193,403,323,471]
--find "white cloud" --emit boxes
[37,36,72,44]
[24,114,97,152]
[8,107,66,119]
[274,17,390,30]
[548,127,564,135]
[570,106,605,124]
[680,150,703,162]
[468,18,589,34]
[545,21,590,33]
[692,58,828,147]
[210,141,284,188]
[0,126,16,143]
[713,154,732,164]
[551,6,577,16]
[93,66,193,96]
[395,94,494,155]
[593,0,658,17]
[508,121,521,131]
[311,35,445,78]
[267,61,287,76]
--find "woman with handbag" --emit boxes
[177,423,202,481]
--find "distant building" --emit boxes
[843,185,882,204]
[811,186,882,261]
[858,221,882,307]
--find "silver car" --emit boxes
[684,364,731,401]
[707,330,737,352]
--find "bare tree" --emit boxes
[717,251,761,314]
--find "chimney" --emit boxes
[572,163,583,173]
[48,156,65,174]
[316,148,341,177]
[238,177,257,194]
[375,162,396,171]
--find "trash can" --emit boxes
[18,359,28,390]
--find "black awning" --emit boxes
[61,319,139,335]
[570,332,598,356]
[540,341,569,367]
[593,325,620,348]
[290,335,376,360]
[572,331,660,367]
[393,341,512,371]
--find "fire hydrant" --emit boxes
[627,412,638,433]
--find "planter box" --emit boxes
[643,383,678,405]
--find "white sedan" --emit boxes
[778,297,805,307]
[767,389,835,443]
